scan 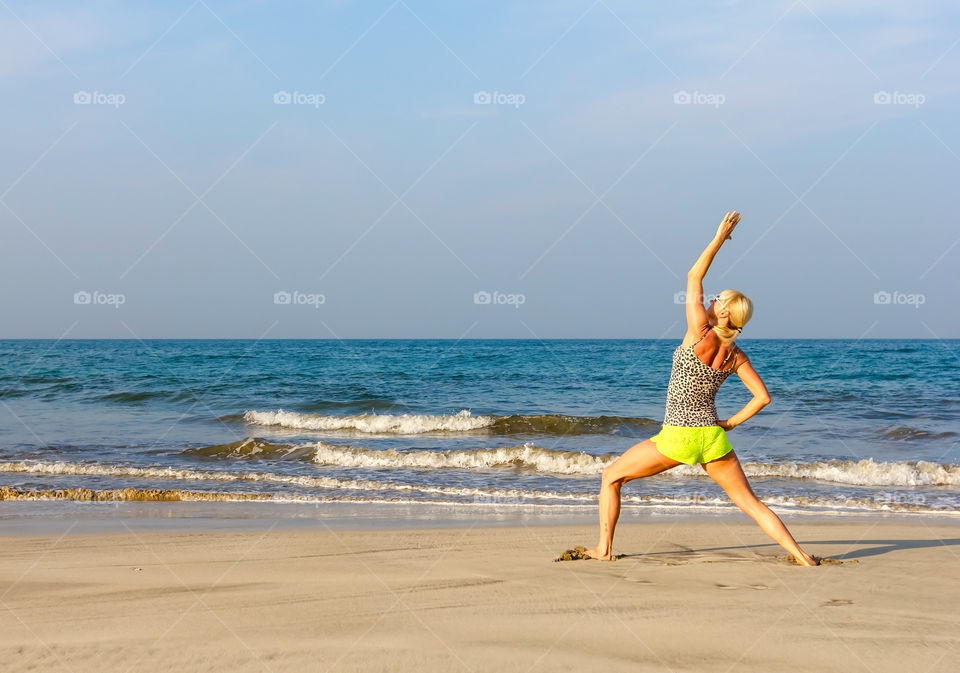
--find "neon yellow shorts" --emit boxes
[650,424,734,465]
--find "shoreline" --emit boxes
[1,500,957,536]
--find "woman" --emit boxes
[584,211,820,566]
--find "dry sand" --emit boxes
[1,516,958,672]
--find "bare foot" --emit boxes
[796,552,821,567]
[583,546,613,561]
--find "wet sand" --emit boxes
[1,516,958,672]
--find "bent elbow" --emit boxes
[757,396,771,407]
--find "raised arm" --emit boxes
[684,211,740,333]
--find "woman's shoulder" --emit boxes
[731,343,750,368]
[684,323,712,342]
[678,324,710,349]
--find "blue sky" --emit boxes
[1,0,958,339]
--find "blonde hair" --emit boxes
[712,289,753,345]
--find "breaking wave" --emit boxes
[187,439,960,486]
[239,409,658,435]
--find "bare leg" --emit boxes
[585,439,682,560]
[703,451,820,566]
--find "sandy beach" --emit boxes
[1,514,957,673]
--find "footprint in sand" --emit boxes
[778,555,858,566]
[554,547,592,561]
[553,546,625,562]
[715,583,768,590]
[822,599,854,607]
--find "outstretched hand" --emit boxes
[716,211,740,242]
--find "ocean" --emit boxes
[0,339,957,518]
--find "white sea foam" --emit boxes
[743,458,960,487]
[242,409,496,434]
[312,445,960,486]
[0,460,957,514]
[311,442,615,474]
[0,460,591,502]
[192,436,960,486]
[239,409,657,435]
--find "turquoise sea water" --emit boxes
[0,339,957,517]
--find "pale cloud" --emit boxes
[0,9,100,77]
[552,6,959,153]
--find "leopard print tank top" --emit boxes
[662,328,738,427]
